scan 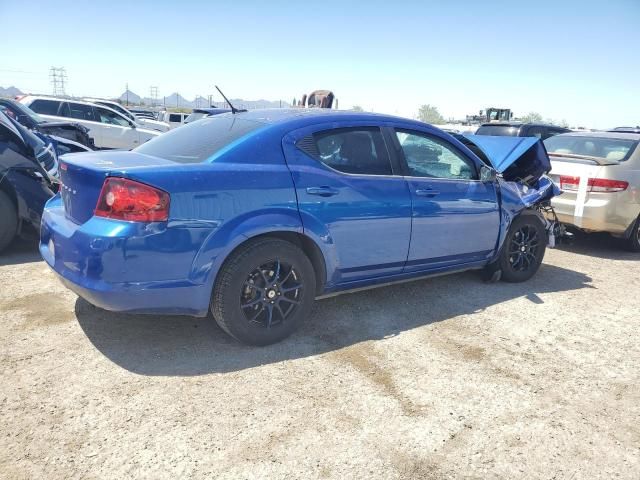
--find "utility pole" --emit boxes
[149,86,158,108]
[49,67,67,96]
[126,82,129,106]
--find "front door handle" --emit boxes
[306,186,339,197]
[415,188,440,197]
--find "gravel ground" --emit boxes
[0,234,638,479]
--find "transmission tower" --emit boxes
[149,86,159,107]
[49,67,67,96]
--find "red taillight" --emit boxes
[559,175,580,191]
[588,178,628,193]
[95,177,170,222]
[559,175,628,193]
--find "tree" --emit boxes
[521,112,543,123]
[351,105,364,112]
[417,104,445,124]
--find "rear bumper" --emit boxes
[40,196,213,316]
[551,193,639,236]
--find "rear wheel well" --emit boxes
[229,232,326,295]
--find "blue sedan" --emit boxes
[40,109,559,345]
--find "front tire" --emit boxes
[211,237,316,346]
[499,213,547,283]
[0,191,18,253]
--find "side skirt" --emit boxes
[318,260,487,299]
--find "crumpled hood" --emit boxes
[463,134,552,183]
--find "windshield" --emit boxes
[544,135,638,162]
[475,125,519,136]
[134,114,265,163]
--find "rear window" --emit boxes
[476,125,519,136]
[134,114,264,163]
[544,135,638,162]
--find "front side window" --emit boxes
[67,103,97,122]
[99,102,134,120]
[396,130,476,180]
[29,99,61,116]
[96,107,131,127]
[169,113,182,122]
[310,127,392,176]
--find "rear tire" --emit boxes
[211,237,316,346]
[0,191,18,253]
[626,216,640,252]
[499,213,547,283]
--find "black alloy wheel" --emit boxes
[240,260,303,328]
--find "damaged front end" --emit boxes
[458,134,567,252]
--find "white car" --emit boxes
[156,111,189,129]
[83,98,170,133]
[19,96,161,150]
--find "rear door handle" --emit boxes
[306,186,339,197]
[415,188,440,197]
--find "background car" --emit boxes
[129,108,157,120]
[40,110,558,346]
[156,111,190,129]
[544,131,640,251]
[609,127,640,134]
[83,98,170,132]
[184,107,232,124]
[0,98,95,149]
[0,111,56,252]
[19,96,160,150]
[476,122,571,140]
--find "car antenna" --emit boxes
[215,86,247,114]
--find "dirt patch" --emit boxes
[0,233,639,479]
[2,292,76,329]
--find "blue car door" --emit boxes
[282,125,412,284]
[390,128,501,272]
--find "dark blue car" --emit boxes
[0,111,56,252]
[40,109,559,345]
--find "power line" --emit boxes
[49,67,67,96]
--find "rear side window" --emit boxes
[304,127,392,176]
[134,114,264,163]
[169,113,183,122]
[29,99,61,116]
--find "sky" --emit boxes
[0,0,638,129]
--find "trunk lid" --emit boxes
[59,151,175,224]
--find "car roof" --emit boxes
[228,108,425,128]
[551,131,640,140]
[23,95,134,120]
[24,95,110,109]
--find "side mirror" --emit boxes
[480,165,497,182]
